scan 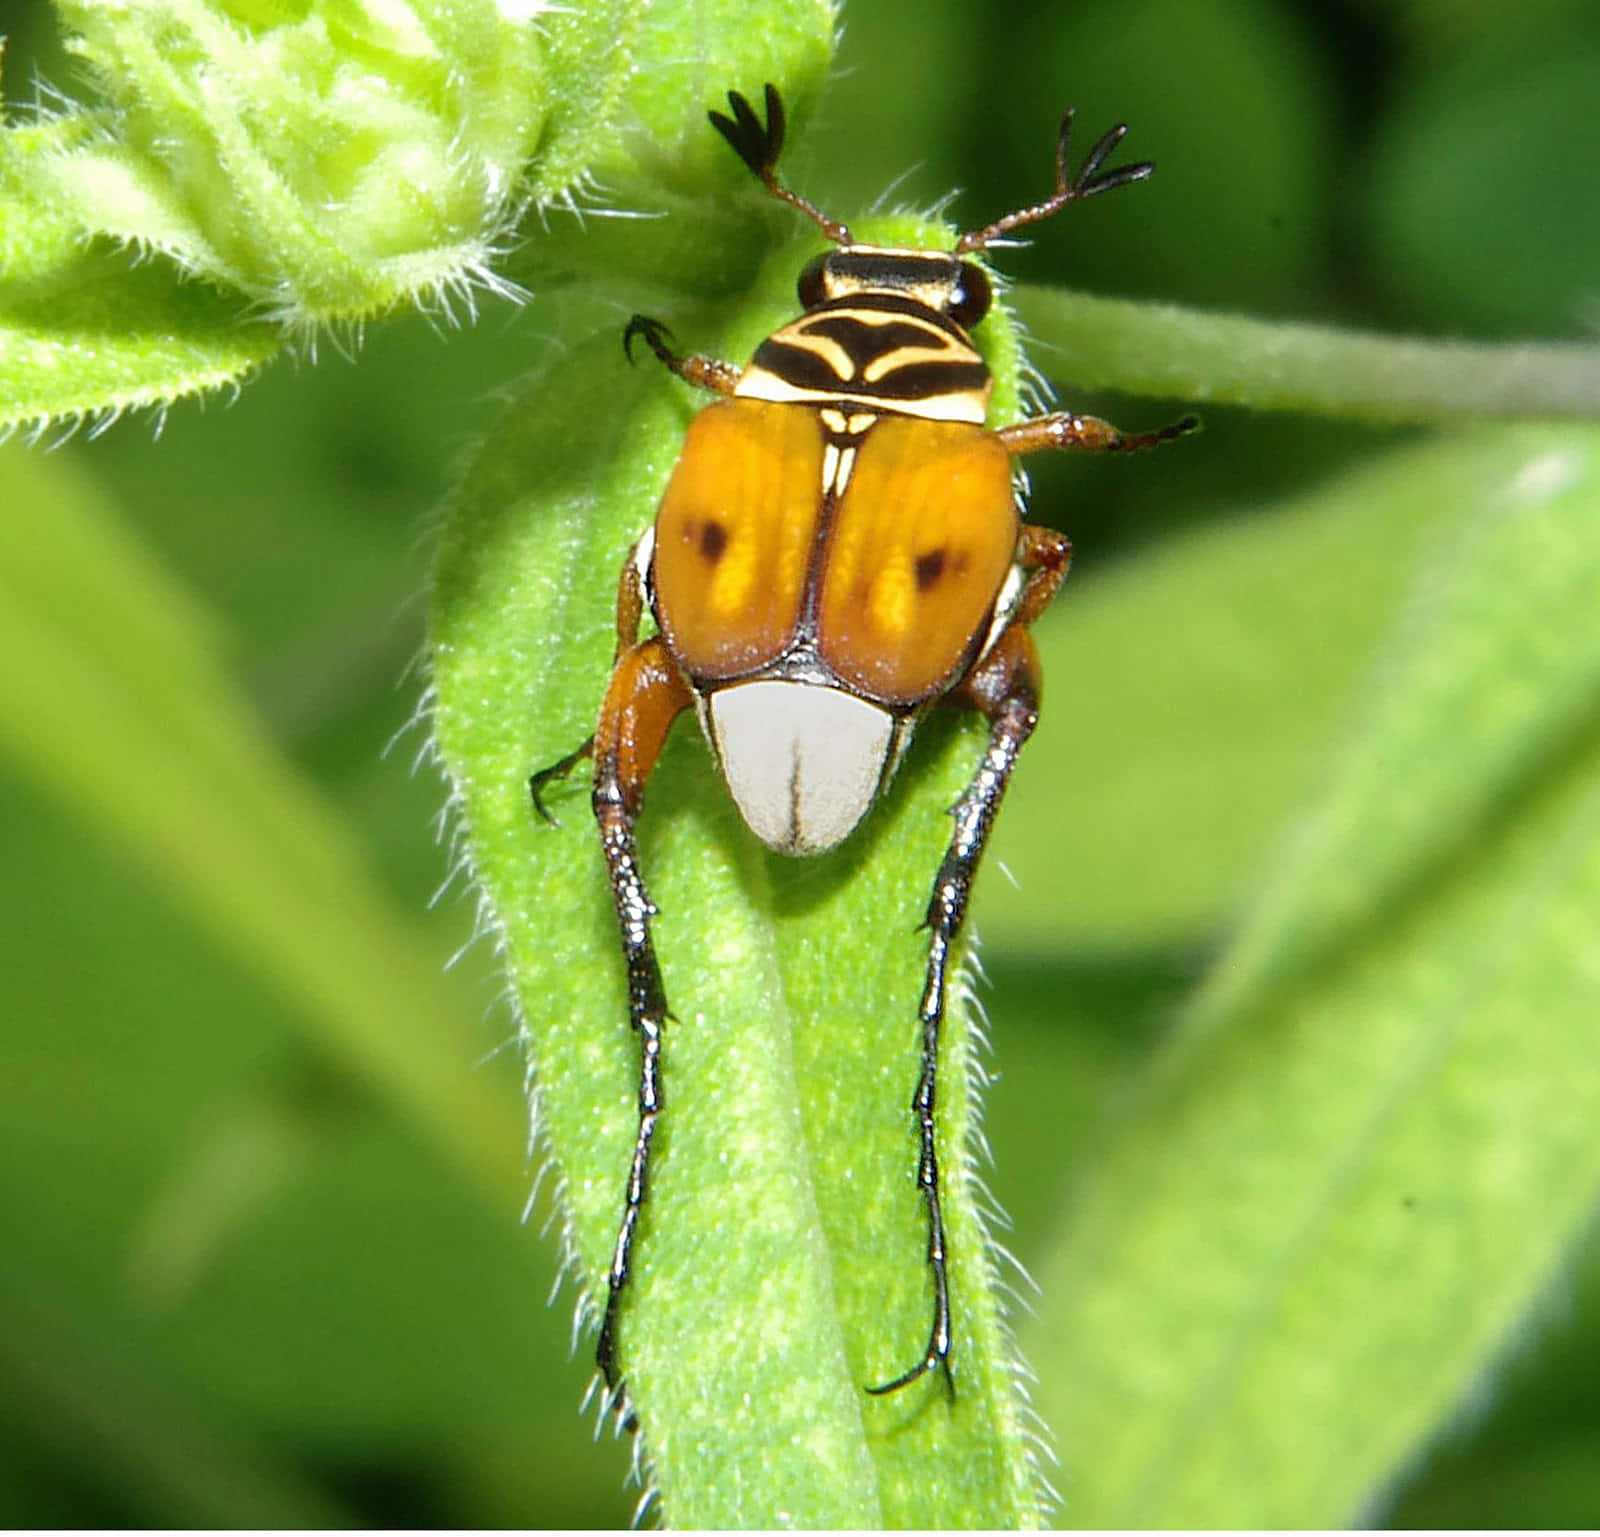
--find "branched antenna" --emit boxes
[709,85,854,246]
[956,110,1153,253]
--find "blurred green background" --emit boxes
[3,0,1599,1526]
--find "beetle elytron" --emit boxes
[533,84,1194,1411]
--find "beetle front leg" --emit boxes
[996,407,1198,456]
[623,314,742,397]
[586,637,695,1406]
[870,624,1046,1399]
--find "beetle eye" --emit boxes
[797,252,829,309]
[947,261,991,328]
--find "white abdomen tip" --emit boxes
[707,680,895,856]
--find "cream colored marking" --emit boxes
[819,407,849,434]
[734,366,989,422]
[781,329,857,381]
[892,386,990,423]
[706,680,896,855]
[825,274,966,313]
[976,561,1027,664]
[733,366,817,404]
[822,307,949,340]
[818,440,860,498]
[862,340,981,385]
[820,441,841,497]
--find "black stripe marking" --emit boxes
[811,291,971,338]
[797,314,949,356]
[750,341,990,402]
[858,359,992,400]
[751,338,856,392]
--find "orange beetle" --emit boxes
[533,84,1195,1411]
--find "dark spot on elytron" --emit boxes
[700,520,728,561]
[914,548,946,591]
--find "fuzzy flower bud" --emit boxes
[50,0,545,324]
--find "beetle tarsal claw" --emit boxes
[623,314,676,366]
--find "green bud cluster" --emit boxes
[50,0,545,324]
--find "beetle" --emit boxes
[532,83,1195,1412]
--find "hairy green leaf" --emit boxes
[0,110,282,432]
[0,254,282,436]
[506,0,838,299]
[1028,425,1600,1527]
[0,110,98,282]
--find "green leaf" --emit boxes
[1025,424,1600,1527]
[429,224,1047,1528]
[31,0,839,327]
[0,1265,353,1528]
[0,441,526,1208]
[1367,36,1600,335]
[0,252,283,435]
[0,110,98,281]
[0,111,283,432]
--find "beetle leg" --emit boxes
[587,636,695,1405]
[870,623,1045,1399]
[1011,522,1074,628]
[996,408,1198,456]
[529,736,595,825]
[611,532,650,660]
[623,313,741,398]
[528,536,653,823]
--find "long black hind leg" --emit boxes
[868,623,1045,1399]
[582,638,695,1407]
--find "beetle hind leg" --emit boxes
[870,625,1045,1400]
[866,904,959,1400]
[568,637,695,1411]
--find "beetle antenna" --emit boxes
[709,84,854,246]
[955,109,1153,253]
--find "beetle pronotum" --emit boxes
[533,84,1195,1413]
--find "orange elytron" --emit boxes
[532,84,1195,1413]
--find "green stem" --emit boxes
[1013,286,1600,421]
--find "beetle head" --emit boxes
[795,247,992,331]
